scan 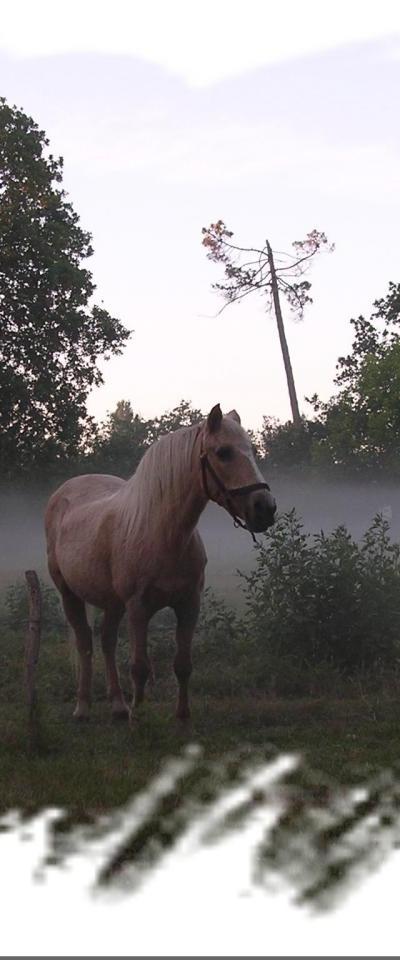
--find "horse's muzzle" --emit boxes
[245,491,277,533]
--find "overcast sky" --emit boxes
[2,0,400,430]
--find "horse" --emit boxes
[45,404,276,720]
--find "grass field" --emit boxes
[2,667,400,814]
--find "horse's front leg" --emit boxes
[100,603,128,719]
[173,593,201,720]
[61,586,93,720]
[127,598,151,710]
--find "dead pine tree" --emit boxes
[202,221,334,427]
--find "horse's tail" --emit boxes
[44,491,69,535]
[44,493,70,585]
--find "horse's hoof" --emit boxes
[73,703,90,721]
[175,710,191,722]
[129,706,142,723]
[111,703,130,721]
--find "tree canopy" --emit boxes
[88,398,205,477]
[0,99,130,475]
[307,283,400,471]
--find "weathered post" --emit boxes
[25,569,42,717]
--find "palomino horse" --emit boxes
[45,404,276,720]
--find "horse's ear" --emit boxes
[226,409,241,425]
[207,403,223,433]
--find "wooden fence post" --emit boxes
[25,569,42,717]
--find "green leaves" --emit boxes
[145,399,204,445]
[89,399,204,477]
[241,510,400,678]
[0,99,130,476]
[308,290,400,472]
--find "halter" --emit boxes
[200,451,270,544]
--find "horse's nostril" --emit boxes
[254,495,275,516]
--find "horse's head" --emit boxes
[200,404,276,534]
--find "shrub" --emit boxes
[241,510,400,687]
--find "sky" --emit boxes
[1,0,400,430]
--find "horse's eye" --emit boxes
[216,445,234,461]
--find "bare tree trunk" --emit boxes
[25,569,41,717]
[267,241,301,426]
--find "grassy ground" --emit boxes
[2,688,400,817]
[1,623,400,819]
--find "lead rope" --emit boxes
[233,515,259,545]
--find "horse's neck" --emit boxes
[168,478,206,551]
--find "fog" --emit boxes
[1,475,398,603]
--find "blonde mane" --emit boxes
[116,422,202,548]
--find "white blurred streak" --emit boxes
[1,751,400,955]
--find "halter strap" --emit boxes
[200,451,270,544]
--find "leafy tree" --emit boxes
[202,220,333,425]
[91,400,150,476]
[257,415,325,469]
[145,398,204,444]
[91,398,204,477]
[0,98,130,475]
[308,284,400,471]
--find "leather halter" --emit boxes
[200,451,270,544]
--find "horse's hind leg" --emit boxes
[61,585,93,720]
[100,605,129,720]
[173,593,200,721]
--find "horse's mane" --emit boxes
[117,422,203,547]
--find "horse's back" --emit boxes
[45,473,124,543]
[46,473,124,516]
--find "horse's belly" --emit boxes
[148,567,204,607]
[59,558,114,608]
[55,519,116,609]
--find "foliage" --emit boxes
[0,98,130,476]
[308,285,400,471]
[89,398,204,477]
[241,510,400,692]
[146,398,204,445]
[90,400,151,476]
[257,416,325,470]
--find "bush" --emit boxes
[240,510,400,690]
